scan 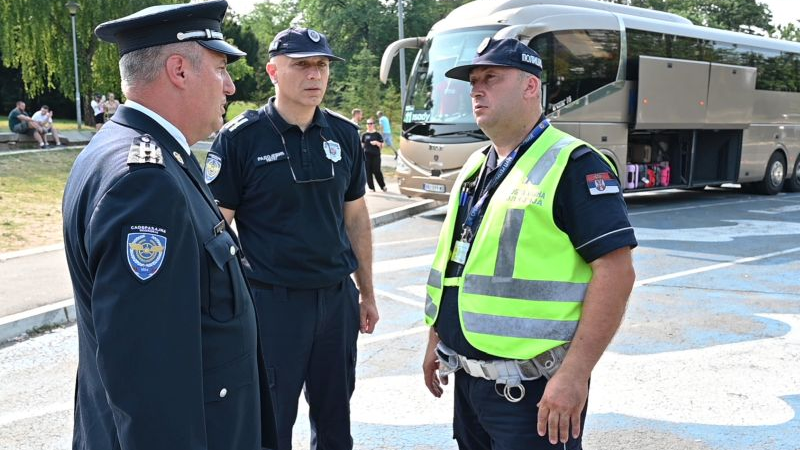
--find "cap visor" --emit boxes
[283,52,345,62]
[198,40,247,63]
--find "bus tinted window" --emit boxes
[531,30,620,113]
[627,29,800,92]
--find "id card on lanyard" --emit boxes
[451,119,550,265]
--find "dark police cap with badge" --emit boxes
[268,27,344,62]
[445,37,543,81]
[95,0,245,63]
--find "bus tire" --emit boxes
[754,151,786,195]
[784,154,800,192]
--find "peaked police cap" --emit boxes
[268,28,344,62]
[445,38,543,81]
[95,0,245,63]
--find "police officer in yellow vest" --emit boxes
[422,37,637,450]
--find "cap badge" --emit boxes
[308,29,321,42]
[477,37,491,55]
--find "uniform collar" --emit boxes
[264,97,330,133]
[124,99,191,155]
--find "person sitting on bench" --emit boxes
[8,100,46,148]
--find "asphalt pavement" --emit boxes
[0,152,438,342]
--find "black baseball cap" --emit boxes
[95,0,245,63]
[445,38,543,81]
[268,28,344,62]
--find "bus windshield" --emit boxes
[404,27,501,135]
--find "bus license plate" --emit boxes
[423,183,446,193]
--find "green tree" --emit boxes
[340,45,383,116]
[775,22,800,41]
[612,0,773,34]
[0,0,183,123]
[240,0,300,102]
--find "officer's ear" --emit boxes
[165,54,191,88]
[522,74,540,100]
[266,61,278,85]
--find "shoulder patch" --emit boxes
[127,135,164,166]
[221,109,259,136]
[126,225,168,282]
[204,152,223,184]
[324,108,359,130]
[586,172,620,196]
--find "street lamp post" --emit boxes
[397,0,407,105]
[66,1,82,130]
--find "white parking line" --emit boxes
[635,245,800,287]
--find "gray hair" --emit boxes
[119,42,203,93]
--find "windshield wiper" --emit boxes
[402,121,448,138]
[432,129,486,139]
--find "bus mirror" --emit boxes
[380,37,425,84]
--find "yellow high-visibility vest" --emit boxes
[426,125,612,360]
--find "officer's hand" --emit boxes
[423,332,447,397]
[359,295,379,334]
[536,370,588,445]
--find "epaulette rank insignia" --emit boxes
[127,135,164,166]
[222,110,258,136]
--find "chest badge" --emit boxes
[323,140,342,162]
[126,227,167,282]
[204,153,223,184]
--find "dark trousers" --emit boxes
[364,152,385,190]
[252,278,360,450]
[453,372,586,450]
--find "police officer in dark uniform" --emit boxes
[206,28,379,450]
[62,2,276,449]
[422,38,637,449]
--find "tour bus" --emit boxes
[380,0,800,200]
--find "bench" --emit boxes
[0,130,56,148]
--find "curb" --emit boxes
[370,199,443,228]
[0,299,76,343]
[1,199,443,343]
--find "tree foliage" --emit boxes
[0,0,182,107]
[609,0,773,34]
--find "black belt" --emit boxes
[248,278,345,292]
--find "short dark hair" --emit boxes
[41,105,50,110]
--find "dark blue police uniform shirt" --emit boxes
[437,122,638,360]
[208,97,366,289]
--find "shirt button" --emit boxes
[219,388,228,398]
[229,246,236,255]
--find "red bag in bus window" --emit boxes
[626,164,638,189]
[645,166,656,188]
[659,161,670,186]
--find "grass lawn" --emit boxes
[0,149,80,252]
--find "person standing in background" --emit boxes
[361,118,387,192]
[376,111,397,159]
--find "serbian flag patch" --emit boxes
[586,172,620,195]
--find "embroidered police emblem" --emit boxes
[172,151,184,165]
[308,29,321,42]
[322,140,342,162]
[204,153,223,183]
[126,225,167,281]
[477,37,491,55]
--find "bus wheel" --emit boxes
[754,151,786,195]
[785,154,800,192]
